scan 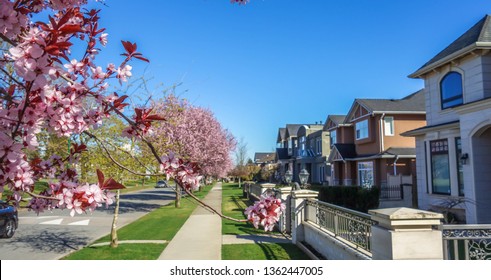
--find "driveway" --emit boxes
[0,187,176,260]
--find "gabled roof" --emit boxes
[328,143,357,162]
[357,90,425,113]
[277,128,286,143]
[410,15,491,78]
[346,90,425,122]
[284,124,303,138]
[323,115,349,131]
[254,152,276,164]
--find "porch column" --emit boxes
[369,207,444,260]
[290,190,319,244]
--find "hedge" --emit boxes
[317,186,380,213]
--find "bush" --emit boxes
[317,186,380,213]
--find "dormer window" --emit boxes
[440,71,463,109]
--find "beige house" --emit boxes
[403,15,491,224]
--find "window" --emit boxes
[299,136,306,156]
[330,130,337,146]
[358,161,374,187]
[316,138,322,155]
[318,165,324,182]
[384,116,394,136]
[356,119,369,140]
[430,139,451,195]
[440,72,463,109]
[456,138,464,196]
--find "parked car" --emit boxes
[155,180,169,188]
[0,200,18,238]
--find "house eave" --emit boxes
[401,121,460,137]
[372,111,426,115]
[409,43,491,79]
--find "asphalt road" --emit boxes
[0,187,176,260]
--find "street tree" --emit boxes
[0,0,283,233]
[148,95,236,207]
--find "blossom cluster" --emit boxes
[160,153,203,191]
[28,181,115,216]
[244,194,286,232]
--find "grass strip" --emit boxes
[221,183,271,235]
[62,184,213,260]
[63,243,167,260]
[222,243,310,260]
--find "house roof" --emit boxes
[285,124,303,138]
[410,15,491,78]
[277,128,286,143]
[254,152,276,163]
[323,115,349,131]
[383,147,416,157]
[355,90,426,114]
[332,144,357,159]
[401,120,460,137]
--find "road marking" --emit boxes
[68,219,90,226]
[40,218,63,225]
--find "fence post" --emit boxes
[290,190,319,245]
[369,207,444,260]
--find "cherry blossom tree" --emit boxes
[0,0,283,232]
[150,95,236,179]
[147,95,236,207]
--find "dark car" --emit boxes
[155,180,169,188]
[0,200,18,238]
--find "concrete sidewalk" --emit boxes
[158,183,223,260]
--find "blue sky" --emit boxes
[89,0,491,161]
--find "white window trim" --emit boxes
[384,116,394,136]
[357,161,374,187]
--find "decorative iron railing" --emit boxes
[378,185,404,200]
[305,199,377,254]
[441,224,491,260]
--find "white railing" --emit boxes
[441,224,491,260]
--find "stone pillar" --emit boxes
[290,190,319,245]
[369,207,444,260]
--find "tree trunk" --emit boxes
[175,182,181,208]
[110,190,120,248]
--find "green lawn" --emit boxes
[62,243,167,260]
[221,182,310,260]
[221,182,277,235]
[222,243,310,260]
[62,184,213,260]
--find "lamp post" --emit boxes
[298,168,310,188]
[284,169,293,185]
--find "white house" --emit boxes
[403,15,491,224]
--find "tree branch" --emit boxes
[83,131,164,177]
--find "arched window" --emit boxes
[440,72,463,109]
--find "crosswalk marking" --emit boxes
[68,219,90,226]
[40,218,63,225]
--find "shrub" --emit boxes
[317,186,380,213]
